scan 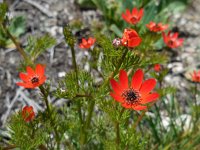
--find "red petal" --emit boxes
[128,37,142,47]
[131,69,143,90]
[162,32,167,43]
[82,38,87,45]
[39,76,46,85]
[122,102,132,109]
[173,32,179,38]
[140,78,157,96]
[26,66,35,75]
[122,13,129,22]
[132,105,147,111]
[119,70,128,89]
[35,64,45,77]
[140,93,159,104]
[79,44,84,49]
[110,79,123,94]
[19,73,29,82]
[126,9,131,16]
[36,64,45,77]
[132,7,137,15]
[110,92,123,102]
[16,82,31,88]
[138,8,144,18]
[88,37,96,44]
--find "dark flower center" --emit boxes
[167,40,175,46]
[31,77,39,84]
[122,88,140,105]
[130,16,138,23]
[154,25,161,30]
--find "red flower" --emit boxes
[162,32,184,48]
[122,7,144,25]
[79,37,96,49]
[110,69,159,110]
[191,70,200,82]
[154,64,161,72]
[17,64,46,89]
[22,106,35,122]
[121,29,142,48]
[146,21,168,32]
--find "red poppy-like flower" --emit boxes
[110,69,159,110]
[146,21,168,32]
[162,32,184,48]
[121,29,142,48]
[22,106,35,122]
[79,37,96,49]
[191,70,200,82]
[154,64,161,72]
[16,64,46,89]
[122,7,144,25]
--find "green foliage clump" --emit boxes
[9,112,46,150]
[0,16,26,48]
[55,70,95,99]
[25,34,56,61]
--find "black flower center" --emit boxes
[168,40,175,46]
[31,77,39,84]
[130,16,138,22]
[122,88,140,105]
[154,25,161,30]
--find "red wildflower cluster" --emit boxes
[191,70,200,82]
[122,7,144,25]
[121,29,142,48]
[162,32,184,48]
[110,69,159,111]
[146,21,168,32]
[79,37,96,49]
[17,64,46,89]
[154,64,161,72]
[22,106,35,122]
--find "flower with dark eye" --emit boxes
[162,31,184,48]
[146,21,168,32]
[122,7,144,25]
[110,69,159,110]
[16,64,46,89]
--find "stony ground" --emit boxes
[0,0,199,131]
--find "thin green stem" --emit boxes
[69,44,85,148]
[71,46,78,84]
[39,86,60,150]
[102,47,129,88]
[115,122,120,150]
[194,83,198,108]
[1,23,29,61]
[80,100,95,147]
[132,110,146,129]
[194,83,199,123]
[85,100,95,130]
[133,102,156,129]
[115,107,125,149]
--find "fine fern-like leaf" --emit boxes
[25,34,56,61]
[55,70,95,99]
[9,113,46,150]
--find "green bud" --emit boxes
[63,25,75,48]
